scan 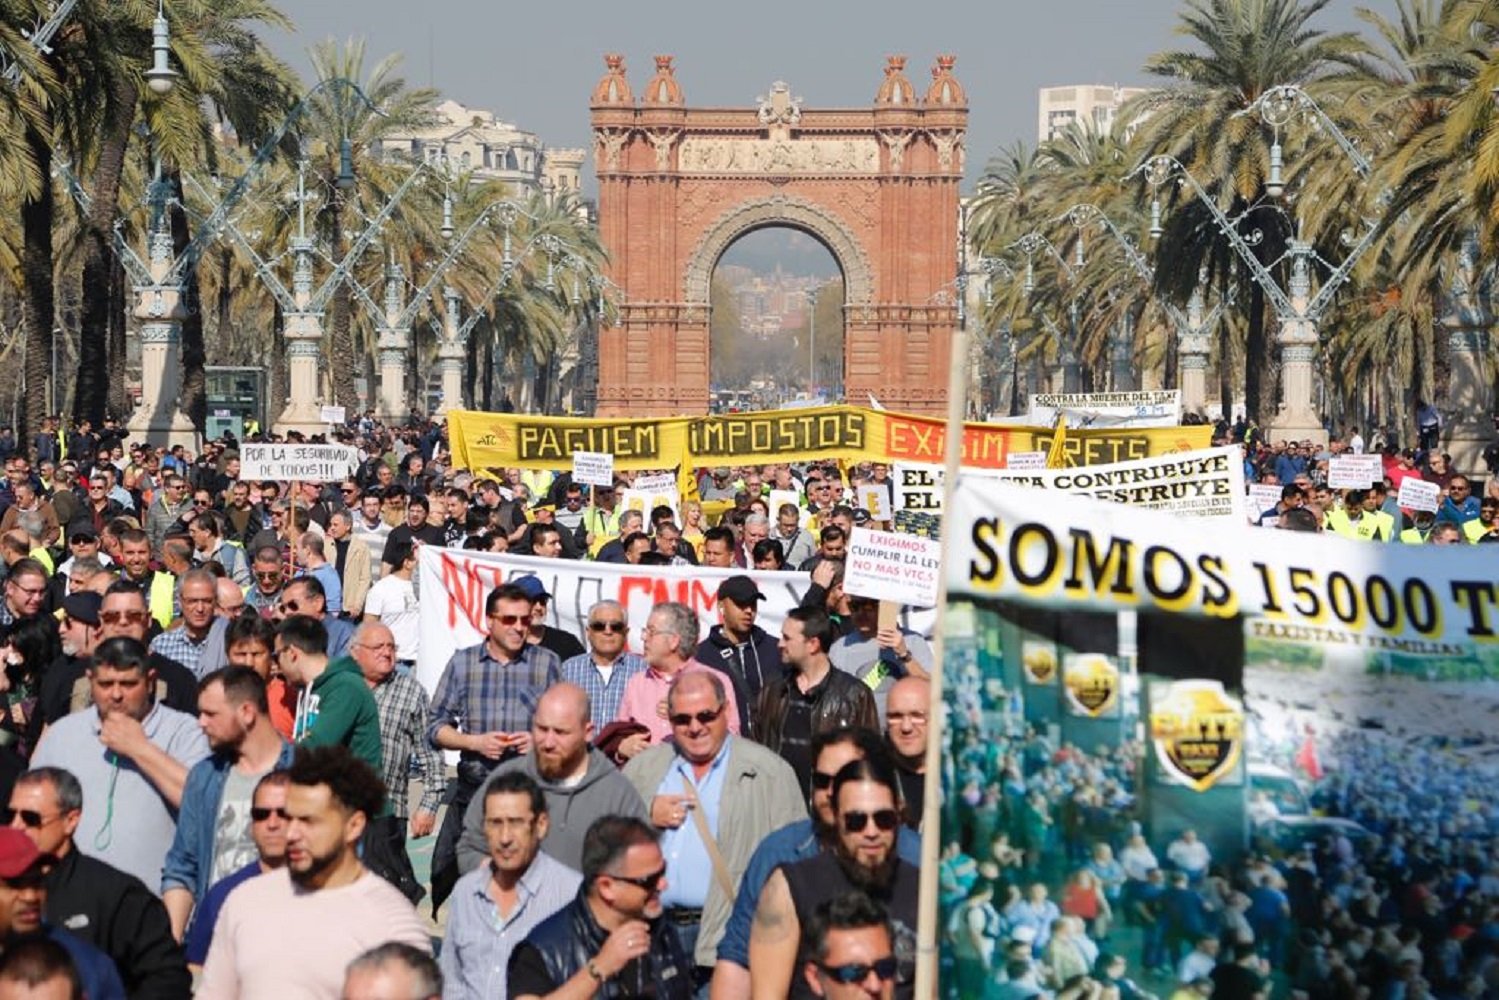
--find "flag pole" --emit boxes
[912,297,972,998]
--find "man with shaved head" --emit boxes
[351,621,445,902]
[456,682,648,874]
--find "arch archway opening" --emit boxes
[709,226,844,412]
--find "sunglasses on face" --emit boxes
[842,809,901,834]
[250,806,290,822]
[2,808,60,829]
[254,571,281,581]
[588,621,626,634]
[100,610,148,626]
[607,865,666,892]
[820,957,898,985]
[668,704,724,728]
[811,771,837,791]
[489,614,527,626]
[282,601,302,613]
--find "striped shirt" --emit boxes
[439,852,582,1000]
[425,642,561,749]
[559,651,648,730]
[371,672,447,819]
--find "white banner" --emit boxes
[844,527,942,608]
[415,548,936,693]
[572,451,615,487]
[240,443,359,482]
[1327,454,1385,490]
[892,446,1246,522]
[1397,478,1440,513]
[1027,390,1182,428]
[947,476,1499,651]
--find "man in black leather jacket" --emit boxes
[507,815,693,1000]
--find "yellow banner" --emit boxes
[446,406,1212,474]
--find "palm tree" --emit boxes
[299,38,436,410]
[1127,0,1369,425]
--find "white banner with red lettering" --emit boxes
[416,547,936,693]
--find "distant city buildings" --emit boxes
[373,98,588,205]
[717,263,834,341]
[1037,84,1147,143]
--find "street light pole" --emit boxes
[1130,85,1379,443]
[805,288,817,397]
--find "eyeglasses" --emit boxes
[254,570,281,581]
[819,957,898,985]
[668,704,724,728]
[8,582,46,598]
[588,621,626,634]
[842,809,901,833]
[88,484,106,491]
[339,487,356,495]
[811,771,837,791]
[489,614,527,626]
[606,865,666,892]
[250,806,291,822]
[2,808,61,829]
[355,641,396,652]
[100,609,148,626]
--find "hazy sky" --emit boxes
[262,0,1372,190]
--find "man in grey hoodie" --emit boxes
[455,682,646,873]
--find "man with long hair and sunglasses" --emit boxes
[7,766,189,997]
[622,671,805,993]
[749,756,917,1000]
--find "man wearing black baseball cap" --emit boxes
[0,827,127,997]
[695,575,782,736]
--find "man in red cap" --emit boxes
[0,827,125,998]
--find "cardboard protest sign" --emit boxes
[240,444,359,482]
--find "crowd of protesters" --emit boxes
[0,414,940,999]
[0,408,1493,998]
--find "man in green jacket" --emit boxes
[274,615,383,776]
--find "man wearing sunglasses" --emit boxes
[8,767,189,997]
[622,671,805,992]
[560,600,647,729]
[162,667,295,943]
[145,476,193,552]
[749,756,917,999]
[801,892,897,1000]
[181,771,291,969]
[508,814,695,1000]
[711,731,920,1000]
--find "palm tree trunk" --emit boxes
[75,77,138,425]
[1244,284,1266,426]
[326,193,359,408]
[21,128,55,445]
[167,172,206,433]
[106,257,130,418]
[482,337,494,411]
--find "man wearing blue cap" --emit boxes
[515,575,586,662]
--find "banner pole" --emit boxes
[912,309,971,997]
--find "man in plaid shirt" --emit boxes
[351,620,447,902]
[425,579,561,910]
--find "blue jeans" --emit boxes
[671,917,710,1000]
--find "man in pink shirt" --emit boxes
[615,601,739,760]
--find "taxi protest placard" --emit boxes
[240,443,359,482]
[843,527,943,608]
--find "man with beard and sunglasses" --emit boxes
[709,730,918,1000]
[197,746,429,998]
[801,892,899,1000]
[748,756,917,1000]
[622,671,805,993]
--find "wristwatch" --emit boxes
[587,959,607,983]
[897,650,913,664]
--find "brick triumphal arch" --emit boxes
[590,54,968,416]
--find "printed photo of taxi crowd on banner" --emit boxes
[935,478,1499,996]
